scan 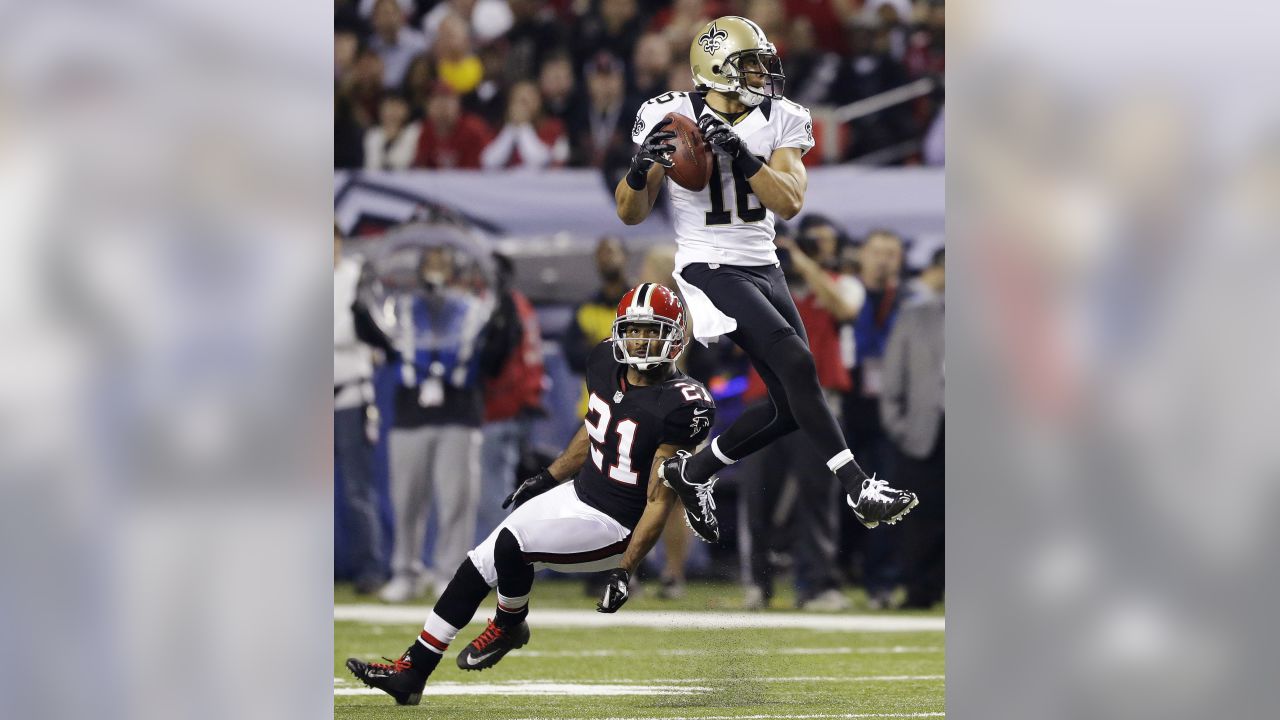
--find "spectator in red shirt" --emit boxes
[413,82,494,169]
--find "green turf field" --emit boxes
[335,580,944,719]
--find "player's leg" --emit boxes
[346,486,583,702]
[454,527,533,671]
[345,555,493,705]
[672,264,917,528]
[757,266,918,526]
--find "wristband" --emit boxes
[625,166,648,190]
[732,151,764,179]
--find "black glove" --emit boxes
[626,117,675,190]
[502,469,558,510]
[697,114,764,177]
[596,568,631,613]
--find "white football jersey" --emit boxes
[631,91,814,270]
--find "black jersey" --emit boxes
[573,341,716,529]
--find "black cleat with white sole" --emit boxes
[849,475,918,529]
[658,450,719,543]
[456,619,530,671]
[346,651,427,706]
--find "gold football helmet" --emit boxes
[689,16,785,107]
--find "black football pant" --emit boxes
[680,262,850,468]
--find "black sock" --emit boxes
[433,559,493,628]
[495,603,529,628]
[834,456,871,497]
[686,449,727,484]
[405,641,443,677]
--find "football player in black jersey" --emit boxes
[346,282,715,706]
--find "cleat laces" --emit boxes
[368,655,412,673]
[693,478,718,520]
[471,620,503,651]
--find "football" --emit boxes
[662,112,713,192]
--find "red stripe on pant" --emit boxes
[522,536,631,564]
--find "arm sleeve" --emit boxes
[777,103,815,157]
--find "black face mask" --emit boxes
[600,268,624,284]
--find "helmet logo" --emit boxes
[698,23,729,54]
[633,115,644,136]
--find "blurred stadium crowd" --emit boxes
[335,0,945,172]
[336,214,944,611]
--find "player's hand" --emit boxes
[632,117,676,174]
[596,568,631,613]
[697,114,744,158]
[503,469,558,510]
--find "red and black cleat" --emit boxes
[455,618,531,671]
[346,650,426,706]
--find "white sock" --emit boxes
[826,449,855,473]
[496,591,530,613]
[418,612,460,655]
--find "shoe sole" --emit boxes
[345,659,422,706]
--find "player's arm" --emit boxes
[503,425,590,509]
[616,117,675,225]
[698,115,807,220]
[548,424,591,480]
[615,164,667,225]
[618,443,683,574]
[748,147,807,220]
[597,443,685,612]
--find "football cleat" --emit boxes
[456,618,530,671]
[848,475,918,529]
[659,450,720,543]
[346,650,426,706]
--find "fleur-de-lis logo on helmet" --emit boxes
[698,23,729,54]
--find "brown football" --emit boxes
[662,112,713,192]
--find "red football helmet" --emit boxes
[612,282,687,369]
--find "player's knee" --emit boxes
[494,528,525,567]
[768,335,819,387]
[774,411,799,436]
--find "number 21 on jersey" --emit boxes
[584,394,638,485]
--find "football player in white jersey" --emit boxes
[614,16,918,542]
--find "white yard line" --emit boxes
[512,646,943,658]
[504,707,947,712]
[335,682,710,696]
[620,675,945,684]
[507,714,944,720]
[334,605,944,632]
[337,674,943,686]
